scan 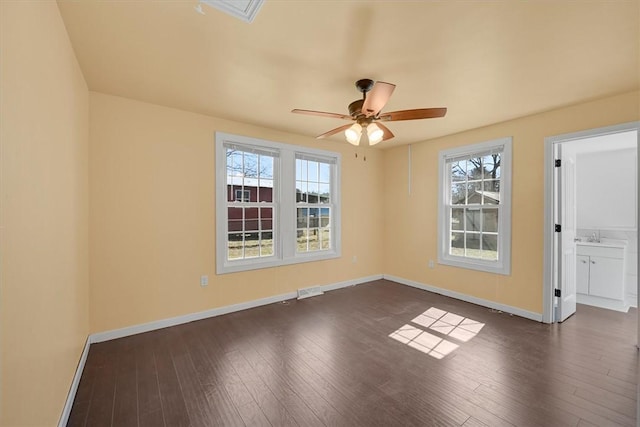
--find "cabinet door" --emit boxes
[576,255,590,294]
[588,256,624,300]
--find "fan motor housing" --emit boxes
[348,99,364,117]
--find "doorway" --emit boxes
[543,122,640,343]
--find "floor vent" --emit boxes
[297,286,324,300]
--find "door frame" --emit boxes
[543,121,640,327]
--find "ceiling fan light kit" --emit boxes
[367,123,384,146]
[345,123,362,145]
[292,78,447,146]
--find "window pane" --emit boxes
[319,184,330,203]
[482,180,500,204]
[467,181,482,204]
[228,233,244,260]
[451,161,467,182]
[450,232,464,256]
[308,229,320,251]
[260,207,273,230]
[452,183,466,204]
[260,232,273,256]
[482,154,500,179]
[297,229,308,252]
[319,163,331,183]
[481,234,498,260]
[297,208,308,228]
[296,181,307,202]
[309,208,319,227]
[467,158,483,179]
[299,159,308,180]
[245,207,259,231]
[482,209,498,233]
[259,155,273,179]
[258,180,273,202]
[320,207,330,227]
[465,233,481,257]
[308,182,319,203]
[466,209,481,232]
[228,207,243,232]
[244,233,260,258]
[308,161,319,181]
[451,208,464,231]
[320,228,331,250]
[227,149,242,175]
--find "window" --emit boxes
[225,144,276,262]
[234,189,250,202]
[296,155,333,253]
[216,132,341,274]
[438,137,512,275]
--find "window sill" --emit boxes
[438,255,511,276]
[217,250,341,275]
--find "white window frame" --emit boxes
[216,132,341,274]
[437,137,512,275]
[295,153,337,257]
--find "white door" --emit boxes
[555,144,577,322]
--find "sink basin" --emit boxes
[575,238,627,248]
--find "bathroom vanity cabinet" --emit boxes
[576,241,627,311]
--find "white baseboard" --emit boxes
[577,293,629,313]
[384,274,544,322]
[90,274,383,343]
[626,294,638,309]
[318,274,383,292]
[90,291,295,343]
[57,337,91,427]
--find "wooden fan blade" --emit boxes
[361,81,396,117]
[316,123,353,139]
[379,107,447,121]
[292,109,352,120]
[376,122,395,141]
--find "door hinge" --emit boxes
[555,159,561,167]
[555,224,561,232]
[555,289,561,297]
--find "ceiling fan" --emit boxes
[292,79,447,146]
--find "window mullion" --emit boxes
[280,149,296,259]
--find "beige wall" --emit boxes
[0,4,636,423]
[0,2,90,426]
[383,91,640,314]
[89,92,384,333]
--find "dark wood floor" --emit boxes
[68,279,639,427]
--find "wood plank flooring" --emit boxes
[67,279,639,426]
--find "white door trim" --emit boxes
[543,121,640,326]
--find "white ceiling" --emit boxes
[57,1,640,148]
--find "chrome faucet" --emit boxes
[586,230,600,243]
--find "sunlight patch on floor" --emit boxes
[389,307,485,359]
